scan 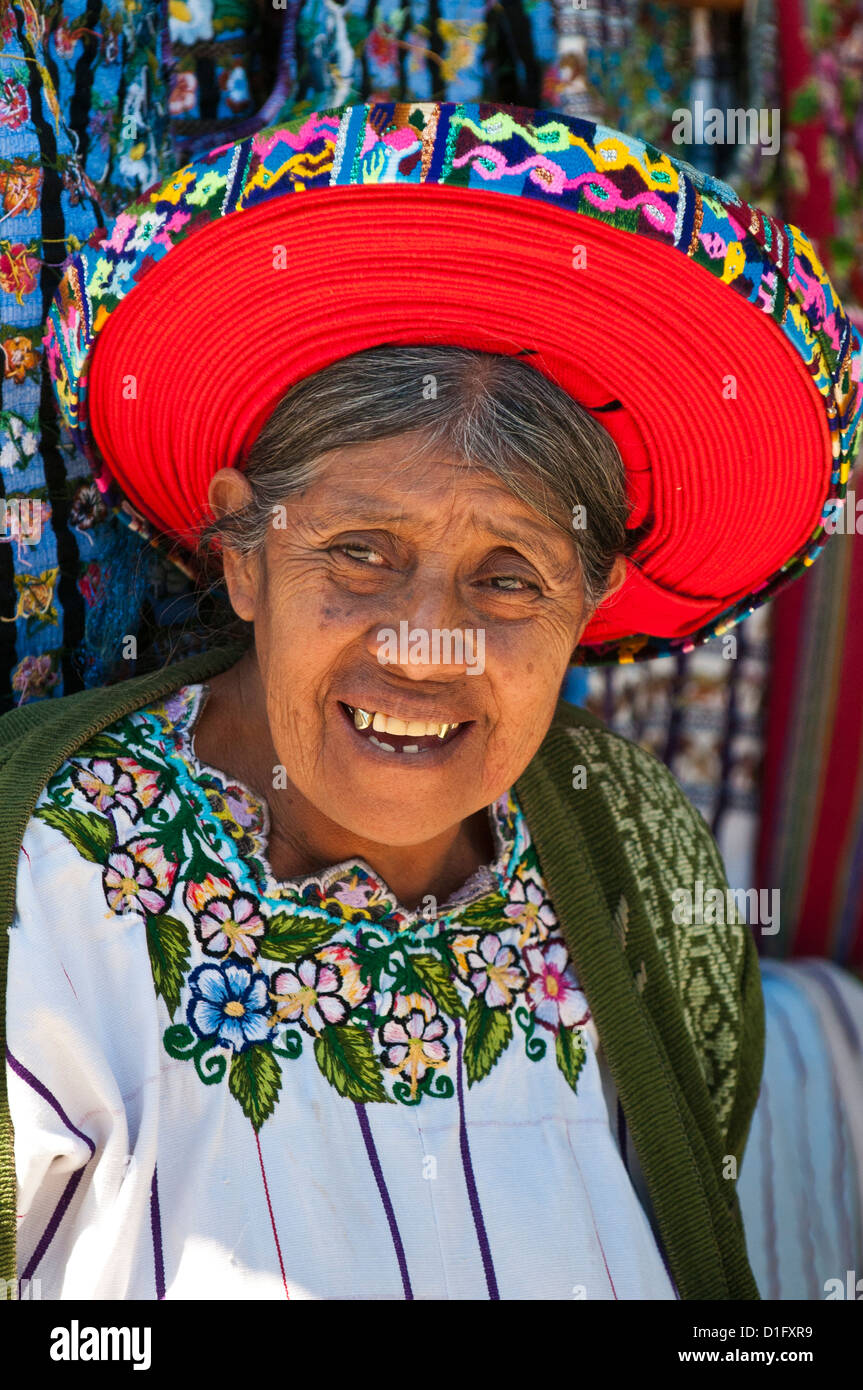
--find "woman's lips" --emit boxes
[337,701,469,756]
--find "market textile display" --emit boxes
[755,0,863,971]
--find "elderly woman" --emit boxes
[0,101,860,1303]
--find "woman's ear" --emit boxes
[569,554,629,657]
[207,468,259,623]
[602,554,628,601]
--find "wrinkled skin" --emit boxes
[195,432,626,909]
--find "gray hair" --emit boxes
[196,344,641,622]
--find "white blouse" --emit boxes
[7,683,676,1300]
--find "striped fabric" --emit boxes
[738,960,863,1299]
[754,0,863,971]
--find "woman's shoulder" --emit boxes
[0,642,245,790]
[0,644,245,918]
[535,699,764,1157]
[548,697,722,867]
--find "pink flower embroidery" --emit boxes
[271,958,350,1034]
[0,243,40,306]
[380,994,449,1099]
[73,757,163,818]
[524,941,590,1032]
[184,872,236,915]
[316,943,371,1008]
[503,878,557,945]
[104,838,177,915]
[0,76,29,131]
[466,933,526,1008]
[169,71,198,116]
[195,893,266,960]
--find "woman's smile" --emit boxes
[337,698,471,758]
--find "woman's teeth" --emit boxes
[351,707,459,739]
[344,705,461,754]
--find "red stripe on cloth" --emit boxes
[794,538,863,960]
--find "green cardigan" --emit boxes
[0,641,764,1300]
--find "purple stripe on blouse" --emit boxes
[454,1019,499,1299]
[353,1103,413,1300]
[6,1048,96,1281]
[150,1166,166,1300]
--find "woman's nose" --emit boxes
[363,584,480,679]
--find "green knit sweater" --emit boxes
[0,641,764,1300]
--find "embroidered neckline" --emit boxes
[34,679,591,1119]
[147,683,531,937]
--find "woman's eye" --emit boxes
[333,543,387,566]
[486,574,539,592]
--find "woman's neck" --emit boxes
[192,660,495,910]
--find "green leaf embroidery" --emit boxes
[454,892,509,934]
[314,1024,391,1102]
[78,733,140,760]
[555,1026,587,1095]
[36,804,114,864]
[258,911,339,963]
[146,914,191,1019]
[407,952,465,1018]
[464,996,512,1085]
[229,1044,283,1130]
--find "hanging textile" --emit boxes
[756,0,863,970]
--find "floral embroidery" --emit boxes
[1,333,39,383]
[72,756,163,818]
[465,933,526,1008]
[524,941,590,1032]
[380,993,450,1101]
[104,836,178,915]
[188,960,272,1052]
[272,959,352,1034]
[34,684,592,1128]
[0,71,29,131]
[195,891,266,960]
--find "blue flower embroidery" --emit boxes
[187,961,272,1052]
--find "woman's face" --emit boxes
[211,433,625,848]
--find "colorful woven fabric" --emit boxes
[552,4,782,888]
[43,99,863,664]
[167,0,265,154]
[754,0,863,971]
[0,0,212,710]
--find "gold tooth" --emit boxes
[352,707,460,737]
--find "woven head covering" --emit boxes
[44,101,863,665]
